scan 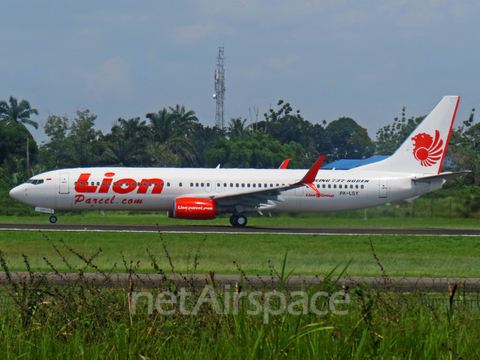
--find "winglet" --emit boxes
[299,155,326,196]
[301,155,326,184]
[278,158,291,169]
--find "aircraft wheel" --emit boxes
[236,214,247,227]
[230,214,236,226]
[49,215,57,224]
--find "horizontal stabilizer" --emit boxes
[412,171,471,182]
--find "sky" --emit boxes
[1,0,479,144]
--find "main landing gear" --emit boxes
[49,215,57,224]
[230,214,247,227]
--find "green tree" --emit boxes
[192,125,226,167]
[102,117,150,166]
[446,108,479,184]
[204,131,310,169]
[325,117,373,161]
[375,106,424,155]
[60,110,114,167]
[257,100,330,159]
[227,118,250,141]
[146,106,199,167]
[0,96,39,129]
[168,104,199,138]
[146,108,173,143]
[0,121,38,173]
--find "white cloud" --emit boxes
[80,57,134,101]
[267,54,300,73]
[194,0,333,20]
[89,11,159,25]
[169,22,236,44]
[381,0,479,27]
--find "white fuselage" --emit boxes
[9,167,443,214]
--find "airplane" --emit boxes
[9,96,469,227]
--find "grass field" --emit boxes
[1,230,479,277]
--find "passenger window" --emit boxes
[276,184,279,187]
[328,184,331,189]
[361,185,364,189]
[113,182,116,186]
[242,184,245,188]
[97,182,100,186]
[91,182,95,186]
[75,182,78,186]
[236,183,239,187]
[350,185,353,189]
[258,183,261,188]
[339,185,342,189]
[316,184,320,188]
[333,184,337,189]
[190,183,193,187]
[355,185,358,189]
[224,183,227,187]
[137,182,140,186]
[201,183,204,187]
[253,184,256,188]
[247,184,250,188]
[108,182,111,186]
[196,183,199,187]
[270,184,273,187]
[167,182,171,187]
[179,182,182,187]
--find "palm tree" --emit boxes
[0,96,39,129]
[168,104,199,137]
[146,108,174,143]
[227,118,249,140]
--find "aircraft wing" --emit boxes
[211,156,325,211]
[412,171,471,182]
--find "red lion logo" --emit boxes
[411,130,444,167]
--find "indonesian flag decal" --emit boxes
[411,130,444,167]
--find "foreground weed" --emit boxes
[0,232,478,358]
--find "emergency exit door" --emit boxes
[59,173,69,194]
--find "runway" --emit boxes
[1,222,480,236]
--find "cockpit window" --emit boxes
[26,179,44,185]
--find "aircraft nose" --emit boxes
[9,185,25,201]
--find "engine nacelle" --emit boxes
[168,197,216,220]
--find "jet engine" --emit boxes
[168,197,216,220]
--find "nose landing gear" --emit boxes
[49,215,57,224]
[229,214,247,227]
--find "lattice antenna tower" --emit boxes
[213,46,226,129]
